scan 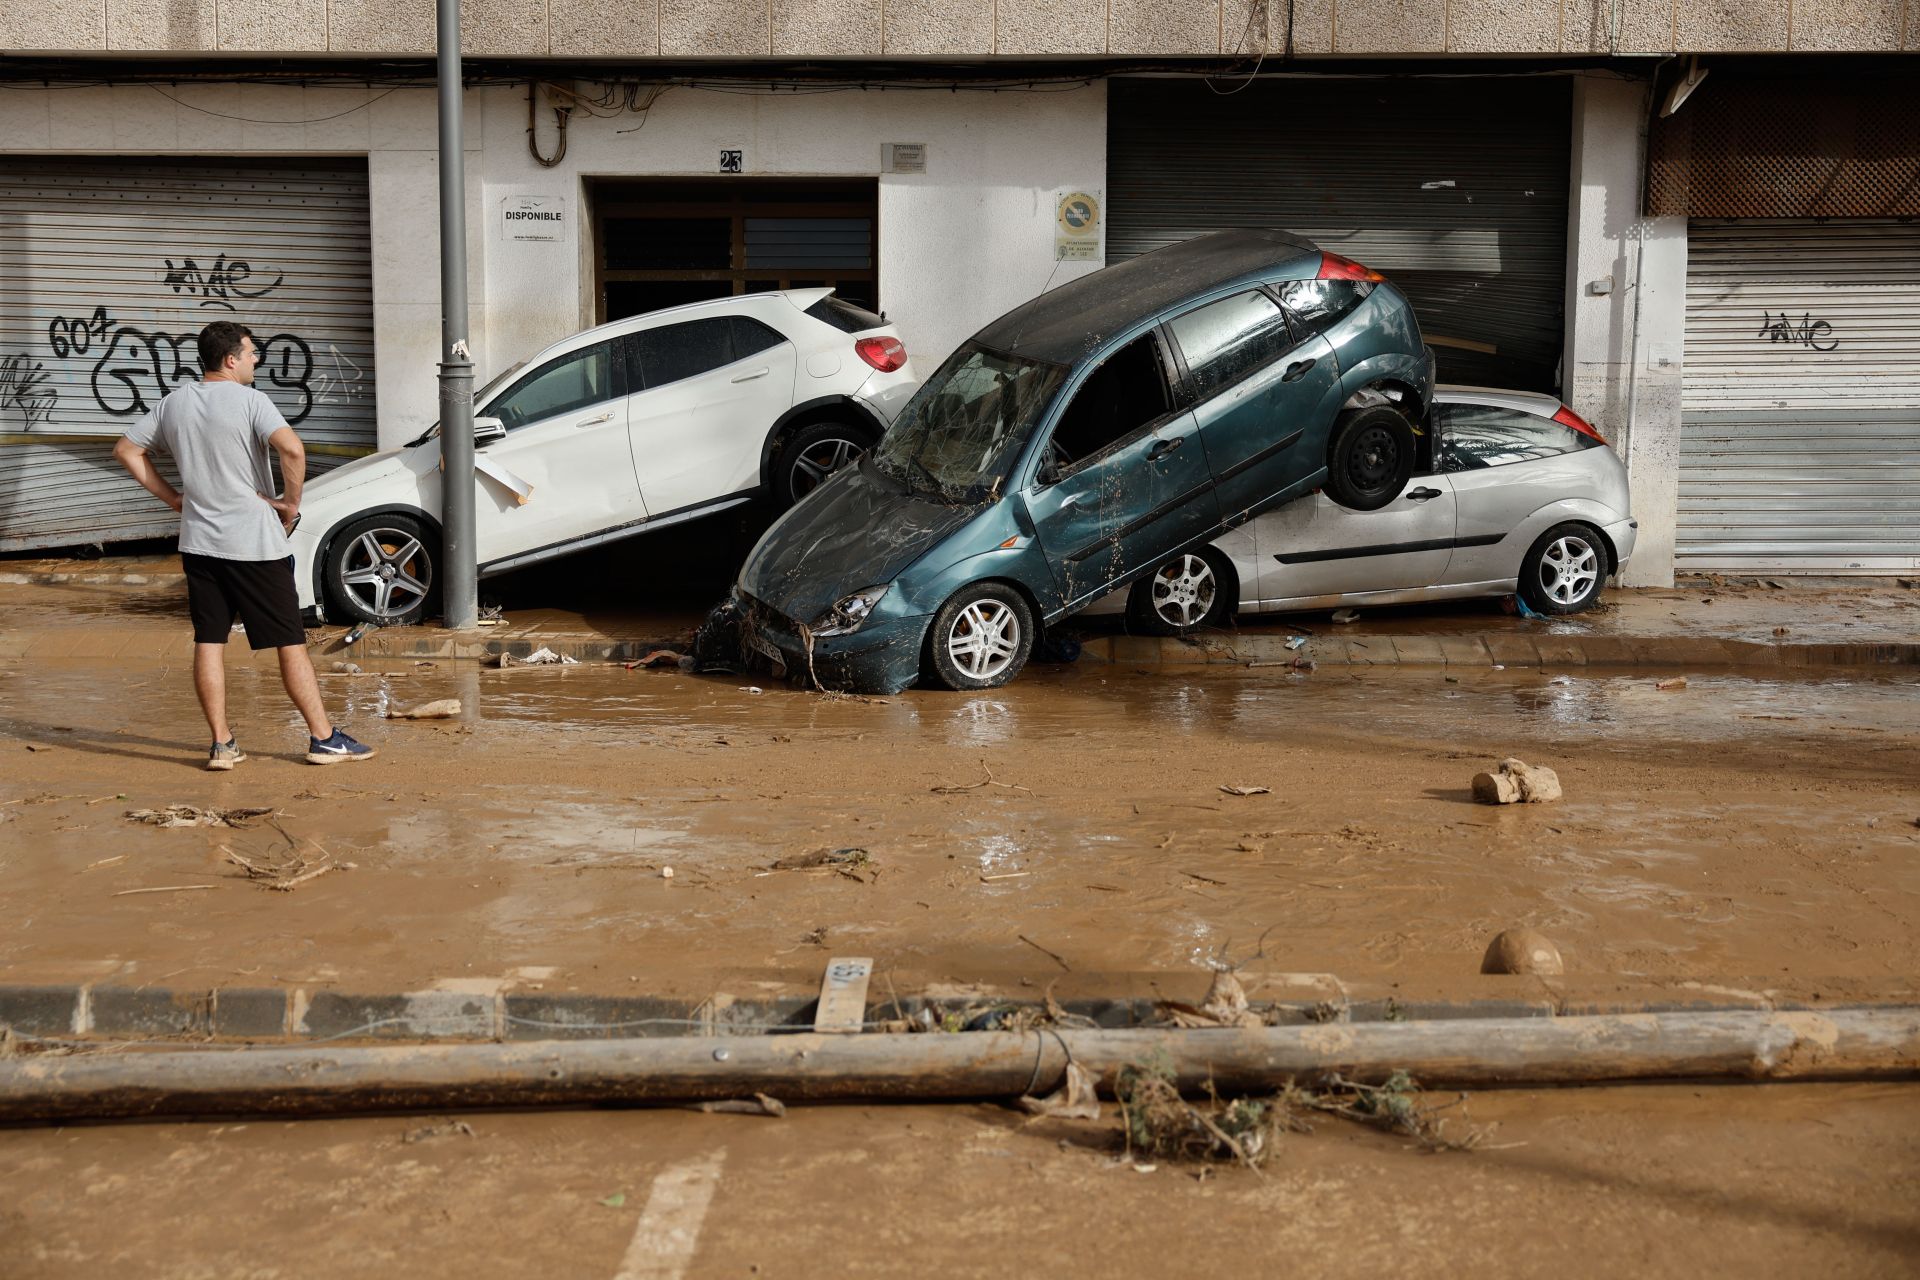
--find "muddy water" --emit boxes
[1,656,1917,999]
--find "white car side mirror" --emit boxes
[474,416,506,445]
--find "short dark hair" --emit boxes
[198,321,256,373]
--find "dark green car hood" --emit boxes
[739,461,978,624]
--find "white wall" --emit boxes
[477,81,1109,386]
[1562,73,1686,586]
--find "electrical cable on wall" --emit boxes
[527,81,570,167]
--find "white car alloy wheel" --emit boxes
[945,600,1022,682]
[340,526,433,619]
[1148,554,1218,629]
[1537,533,1599,607]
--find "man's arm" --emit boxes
[263,426,305,533]
[113,437,183,513]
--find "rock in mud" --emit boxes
[1471,757,1561,805]
[1481,928,1564,975]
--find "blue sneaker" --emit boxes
[306,729,377,766]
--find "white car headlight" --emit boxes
[812,585,890,637]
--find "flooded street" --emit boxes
[3,654,1916,999]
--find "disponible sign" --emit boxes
[501,195,567,243]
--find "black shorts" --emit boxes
[183,553,307,650]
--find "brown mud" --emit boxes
[3,652,1917,1000]
[1,1082,1916,1277]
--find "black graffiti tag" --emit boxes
[0,352,59,427]
[163,254,285,310]
[89,326,315,425]
[1758,311,1838,352]
[47,305,117,359]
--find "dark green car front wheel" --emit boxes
[925,582,1034,691]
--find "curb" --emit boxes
[1075,631,1920,670]
[4,980,1912,1047]
[0,571,186,588]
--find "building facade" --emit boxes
[2,1,1916,579]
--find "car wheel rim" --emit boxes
[946,599,1020,681]
[1539,535,1599,606]
[791,436,864,498]
[1149,554,1217,629]
[1346,424,1400,492]
[340,528,432,619]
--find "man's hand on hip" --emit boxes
[263,494,300,534]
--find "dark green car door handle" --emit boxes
[1282,359,1316,383]
[1147,436,1185,460]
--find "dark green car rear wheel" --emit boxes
[1324,405,1416,511]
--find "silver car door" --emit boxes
[1253,476,1457,604]
[1436,403,1605,583]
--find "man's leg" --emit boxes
[277,644,334,741]
[193,643,231,744]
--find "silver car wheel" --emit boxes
[790,436,864,499]
[945,600,1021,681]
[1538,534,1599,606]
[1149,554,1218,629]
[340,528,433,619]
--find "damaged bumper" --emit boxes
[731,593,931,696]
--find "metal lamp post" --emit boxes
[436,0,478,629]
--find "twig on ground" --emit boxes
[113,885,215,897]
[932,760,1033,795]
[1018,934,1071,971]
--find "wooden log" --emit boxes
[0,1010,1914,1124]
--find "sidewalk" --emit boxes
[2,555,1917,669]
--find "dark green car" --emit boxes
[722,228,1435,693]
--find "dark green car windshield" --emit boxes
[871,343,1065,503]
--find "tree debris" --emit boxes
[1218,785,1270,797]
[385,698,463,719]
[224,842,357,892]
[686,1093,787,1117]
[769,847,871,871]
[1471,758,1562,805]
[932,761,1032,795]
[125,805,279,829]
[402,1118,476,1143]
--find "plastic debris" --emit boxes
[1016,1061,1102,1121]
[1331,608,1360,624]
[496,647,576,667]
[1514,596,1545,620]
[341,622,373,646]
[1285,635,1308,651]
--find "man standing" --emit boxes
[114,321,376,769]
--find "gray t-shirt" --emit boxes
[125,381,292,562]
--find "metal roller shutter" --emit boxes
[1680,220,1920,573]
[0,157,376,552]
[1108,77,1572,392]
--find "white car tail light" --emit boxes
[855,335,907,372]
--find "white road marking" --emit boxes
[612,1149,728,1280]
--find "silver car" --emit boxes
[1089,386,1637,631]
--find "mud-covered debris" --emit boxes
[1118,1058,1296,1169]
[496,647,576,667]
[770,847,871,871]
[1471,758,1561,805]
[331,661,362,674]
[225,842,356,891]
[386,698,462,719]
[1331,608,1360,624]
[402,1118,475,1143]
[623,649,685,670]
[687,1093,787,1117]
[1218,784,1270,797]
[1655,677,1688,691]
[1480,928,1564,975]
[125,805,278,829]
[1164,969,1263,1029]
[1018,1061,1102,1121]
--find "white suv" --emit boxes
[290,290,919,625]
